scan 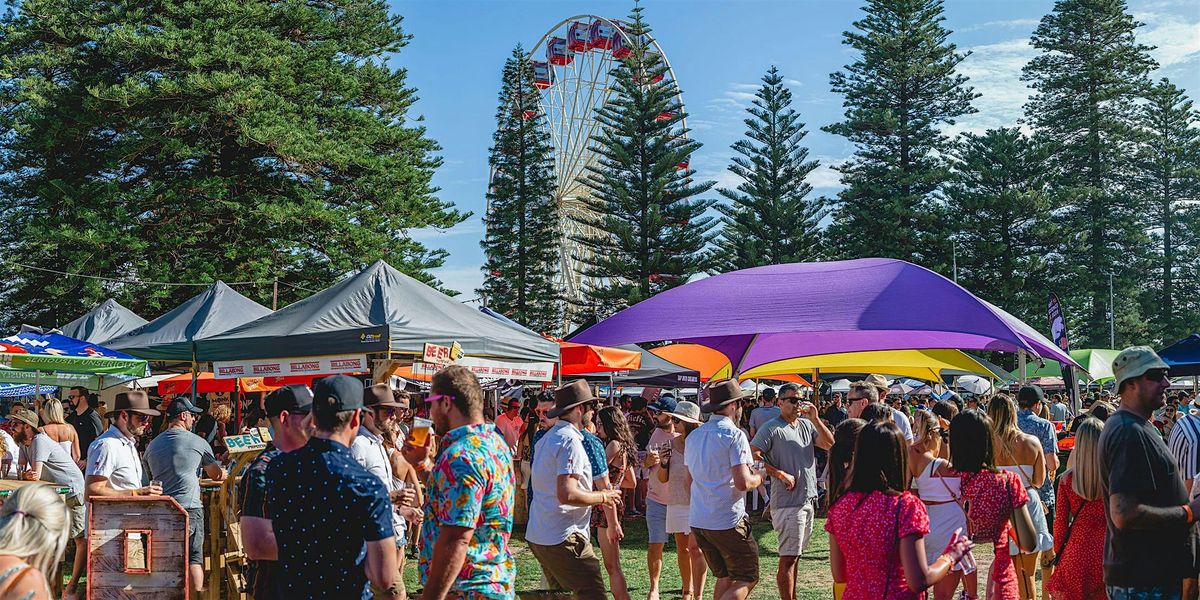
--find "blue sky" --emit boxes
[390,0,1200,298]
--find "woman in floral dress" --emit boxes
[949,409,1038,600]
[1045,417,1107,599]
[826,421,974,599]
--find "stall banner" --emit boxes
[411,357,554,382]
[212,354,368,379]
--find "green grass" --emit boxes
[403,516,836,600]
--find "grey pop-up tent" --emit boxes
[105,282,272,361]
[195,260,559,362]
[59,299,149,344]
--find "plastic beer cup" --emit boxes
[410,417,433,446]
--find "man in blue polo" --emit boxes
[266,375,398,599]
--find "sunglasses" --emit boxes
[132,413,152,423]
[781,397,802,404]
[377,407,402,418]
[535,408,551,416]
[426,394,455,404]
[1143,369,1170,382]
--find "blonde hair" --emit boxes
[1067,417,1105,501]
[41,398,66,426]
[986,394,1020,439]
[0,485,69,579]
[910,409,938,444]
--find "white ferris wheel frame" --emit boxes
[526,15,687,329]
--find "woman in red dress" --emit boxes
[1045,416,1107,599]
[950,409,1039,600]
[827,421,974,599]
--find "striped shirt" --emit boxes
[1168,409,1200,481]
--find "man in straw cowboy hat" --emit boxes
[863,374,913,442]
[685,379,765,600]
[526,379,621,600]
[353,383,418,600]
[85,390,162,498]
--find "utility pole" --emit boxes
[1109,272,1115,348]
[952,239,958,283]
[272,278,279,311]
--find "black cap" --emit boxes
[1017,385,1045,408]
[167,396,204,418]
[265,384,314,417]
[313,375,364,414]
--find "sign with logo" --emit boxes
[224,427,272,454]
[410,357,554,382]
[1047,294,1070,352]
[212,354,368,379]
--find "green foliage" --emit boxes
[713,66,825,273]
[1135,79,1200,343]
[0,0,463,328]
[942,128,1058,327]
[479,46,563,335]
[1022,0,1157,347]
[576,6,716,317]
[823,0,977,268]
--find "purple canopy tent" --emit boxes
[571,258,1077,374]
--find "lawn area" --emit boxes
[402,516,1023,600]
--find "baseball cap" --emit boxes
[648,395,678,413]
[1112,346,1170,389]
[167,396,205,418]
[265,384,314,417]
[313,375,365,414]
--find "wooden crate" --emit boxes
[88,496,188,599]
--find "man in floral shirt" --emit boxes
[414,365,515,600]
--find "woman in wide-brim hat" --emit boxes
[658,399,707,600]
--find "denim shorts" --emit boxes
[1107,586,1181,600]
[645,499,669,544]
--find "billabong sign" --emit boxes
[212,354,368,379]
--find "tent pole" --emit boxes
[609,373,615,405]
[235,378,242,431]
[813,368,820,402]
[1018,350,1027,386]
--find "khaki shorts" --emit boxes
[692,518,760,583]
[66,495,87,540]
[528,532,606,600]
[370,543,406,599]
[772,503,815,557]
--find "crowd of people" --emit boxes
[0,346,1194,599]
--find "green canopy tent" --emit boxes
[0,330,149,390]
[1011,348,1119,383]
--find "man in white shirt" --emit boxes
[643,395,680,600]
[86,390,162,498]
[685,379,765,600]
[526,380,620,600]
[352,383,418,600]
[864,374,913,442]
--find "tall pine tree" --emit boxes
[478,46,562,334]
[1135,78,1200,342]
[577,6,716,316]
[823,0,977,267]
[712,66,825,273]
[1022,0,1157,347]
[943,128,1058,326]
[0,0,463,327]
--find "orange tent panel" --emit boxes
[558,341,641,375]
[648,344,732,382]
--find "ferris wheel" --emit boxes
[524,15,686,330]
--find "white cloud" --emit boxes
[958,18,1040,33]
[785,79,804,87]
[431,265,485,298]
[1135,9,1200,69]
[405,220,485,242]
[951,38,1038,136]
[808,159,845,190]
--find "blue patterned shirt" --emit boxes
[266,437,393,600]
[1018,409,1058,507]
